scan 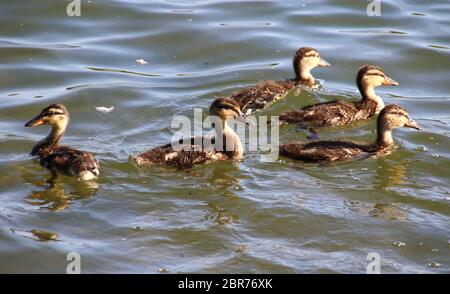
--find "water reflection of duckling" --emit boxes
[374,157,409,190]
[231,47,330,115]
[279,65,398,135]
[369,203,408,221]
[26,184,70,212]
[24,171,98,212]
[25,104,100,181]
[280,105,420,163]
[133,98,247,168]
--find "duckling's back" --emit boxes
[39,146,100,180]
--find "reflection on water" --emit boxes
[20,167,98,212]
[11,228,59,242]
[373,153,409,190]
[369,203,408,221]
[26,184,71,212]
[205,202,239,225]
[343,199,408,221]
[25,182,97,212]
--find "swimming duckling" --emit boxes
[231,47,330,115]
[133,98,246,168]
[25,104,100,181]
[279,65,398,133]
[279,105,420,163]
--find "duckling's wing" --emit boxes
[231,80,295,114]
[135,137,217,168]
[280,141,365,162]
[280,100,358,127]
[41,146,100,178]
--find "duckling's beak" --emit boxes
[382,76,399,86]
[405,118,421,130]
[318,57,331,67]
[25,114,45,127]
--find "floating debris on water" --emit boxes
[393,241,406,247]
[136,58,148,65]
[95,106,115,113]
[234,244,248,253]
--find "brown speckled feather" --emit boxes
[134,135,235,168]
[38,146,100,177]
[231,80,295,114]
[279,104,419,163]
[279,100,378,127]
[280,141,372,162]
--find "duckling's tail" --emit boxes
[130,154,142,166]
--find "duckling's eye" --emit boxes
[47,111,64,116]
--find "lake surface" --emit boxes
[0,0,449,273]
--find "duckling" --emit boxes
[231,47,330,115]
[25,104,100,181]
[279,105,420,163]
[279,65,399,133]
[133,98,246,168]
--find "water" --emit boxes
[0,0,449,273]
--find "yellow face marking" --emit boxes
[366,70,383,76]
[304,51,318,58]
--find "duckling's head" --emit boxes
[378,105,420,131]
[357,65,399,93]
[25,104,69,131]
[209,98,246,121]
[293,47,330,83]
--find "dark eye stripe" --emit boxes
[390,111,407,117]
[217,105,240,115]
[45,111,64,116]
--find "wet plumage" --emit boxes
[279,99,379,128]
[133,136,236,168]
[25,104,100,181]
[36,146,100,180]
[280,105,420,163]
[133,98,246,168]
[231,80,295,115]
[279,65,399,129]
[230,47,330,114]
[280,140,371,162]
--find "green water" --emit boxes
[0,0,449,273]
